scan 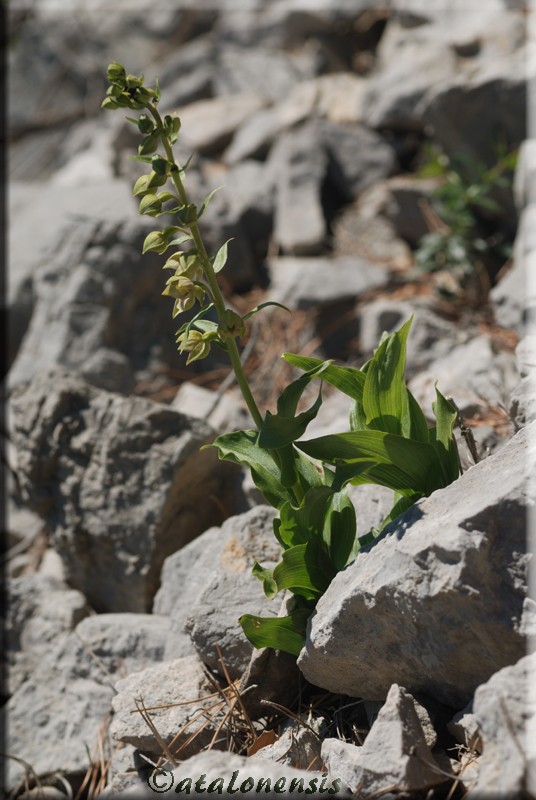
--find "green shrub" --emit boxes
[415,144,517,301]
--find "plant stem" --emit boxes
[149,106,264,430]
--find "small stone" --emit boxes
[110,656,226,756]
[322,685,446,796]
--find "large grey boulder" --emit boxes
[363,20,458,131]
[10,369,234,612]
[298,422,535,708]
[7,180,134,370]
[8,217,182,394]
[223,74,367,165]
[154,506,280,678]
[358,301,465,375]
[422,15,527,167]
[5,613,169,791]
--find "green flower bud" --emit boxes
[176,204,198,225]
[107,61,126,84]
[138,114,154,135]
[142,226,182,254]
[146,171,168,190]
[133,174,152,197]
[138,133,159,156]
[219,309,246,341]
[101,97,119,110]
[139,194,162,216]
[143,231,167,254]
[126,73,144,89]
[151,156,169,176]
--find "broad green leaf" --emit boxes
[272,543,329,599]
[276,486,334,550]
[284,353,365,402]
[211,430,289,509]
[294,448,324,492]
[276,444,300,491]
[349,397,367,431]
[239,609,310,656]
[213,239,233,273]
[333,459,425,496]
[363,317,412,436]
[257,362,330,451]
[297,429,441,495]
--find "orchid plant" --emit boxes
[103,63,462,656]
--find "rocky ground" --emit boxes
[4,1,536,798]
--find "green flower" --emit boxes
[162,276,205,316]
[176,329,213,364]
[163,251,203,281]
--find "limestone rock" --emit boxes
[251,715,324,770]
[409,333,517,416]
[268,255,390,310]
[155,506,279,677]
[175,93,268,155]
[322,684,447,796]
[110,656,225,756]
[491,204,536,333]
[7,181,134,370]
[468,652,536,798]
[10,370,232,612]
[271,123,329,255]
[8,217,182,393]
[298,423,535,708]
[6,573,91,695]
[510,335,536,430]
[5,613,169,791]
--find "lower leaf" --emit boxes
[239,608,311,656]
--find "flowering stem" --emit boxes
[149,106,264,430]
